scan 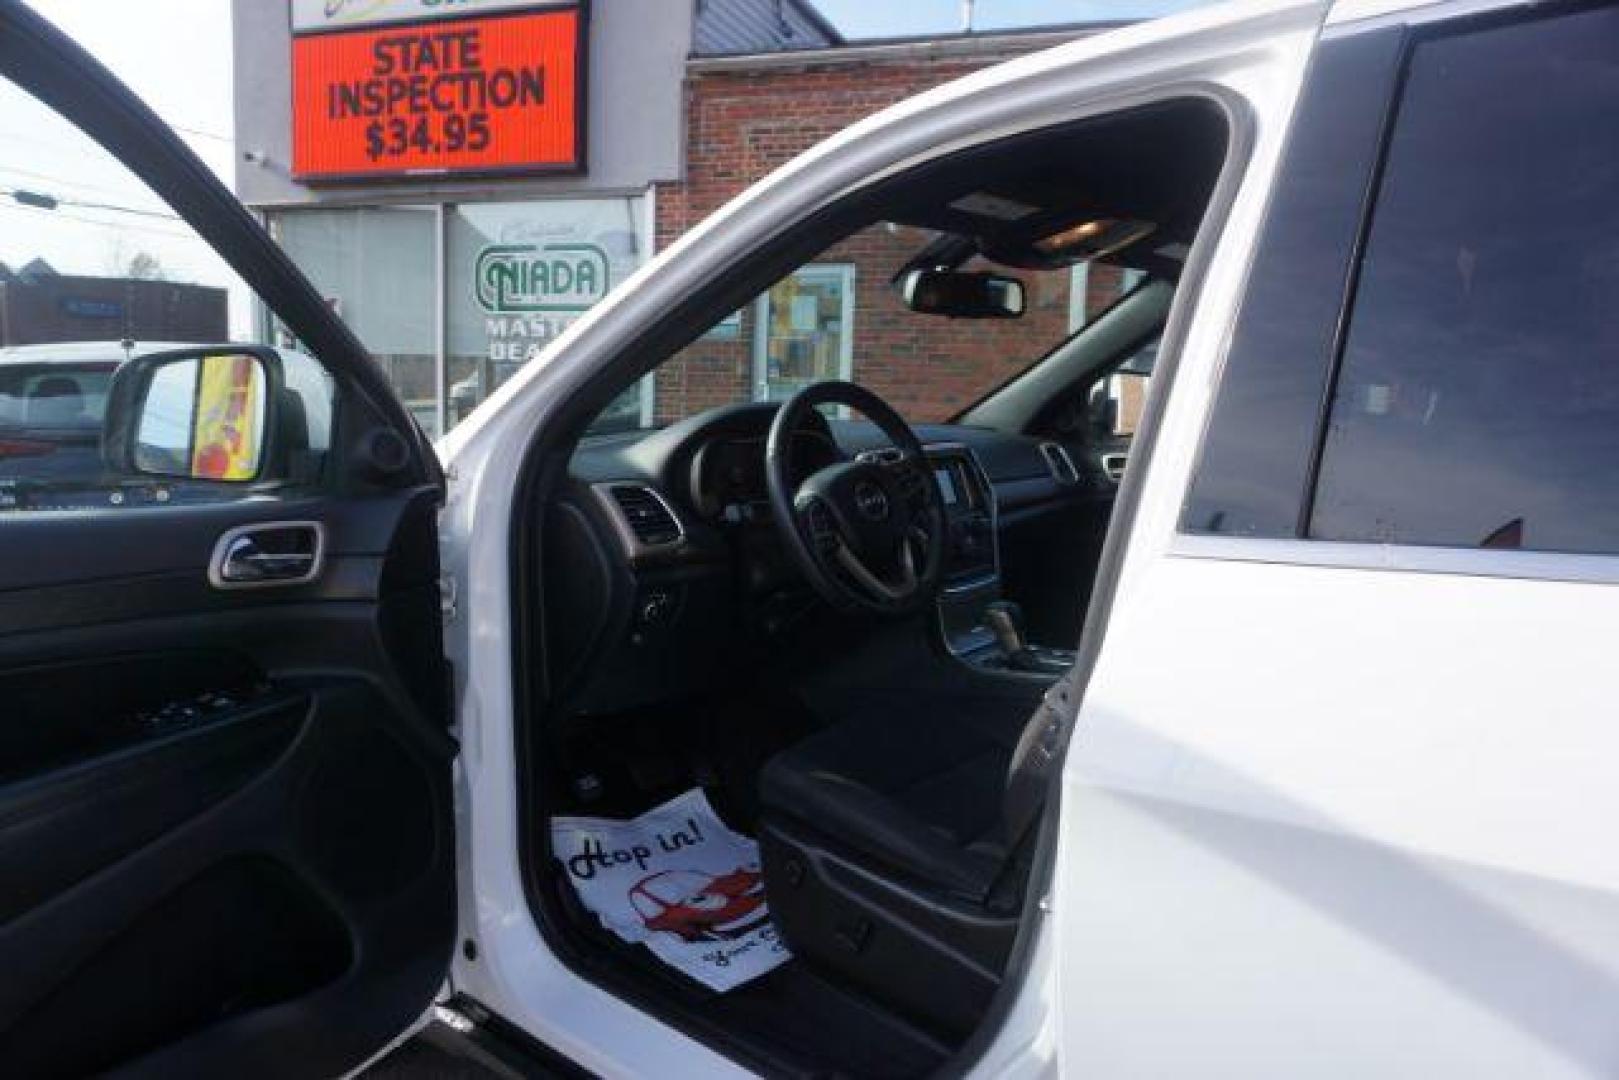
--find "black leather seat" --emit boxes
[757,682,1070,1033]
[759,700,1019,900]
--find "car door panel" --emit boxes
[0,678,304,921]
[0,486,453,1078]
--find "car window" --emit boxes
[0,73,332,510]
[1177,31,1402,539]
[1084,338,1157,444]
[0,364,113,429]
[584,221,1129,439]
[1310,6,1619,554]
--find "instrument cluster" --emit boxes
[688,431,841,524]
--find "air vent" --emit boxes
[607,485,683,547]
[1039,442,1079,485]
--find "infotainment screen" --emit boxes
[934,467,958,505]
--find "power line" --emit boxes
[169,122,234,145]
[0,163,163,205]
[0,199,196,241]
[60,196,178,222]
[1,114,233,147]
[3,186,181,222]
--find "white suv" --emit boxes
[2,0,1615,1077]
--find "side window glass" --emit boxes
[1085,338,1158,444]
[1311,7,1619,553]
[1179,30,1406,538]
[1080,337,1157,482]
[0,74,332,512]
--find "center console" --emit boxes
[923,444,1075,680]
[927,445,998,593]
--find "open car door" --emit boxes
[0,4,455,1075]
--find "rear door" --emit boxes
[0,4,454,1076]
[1060,4,1619,1075]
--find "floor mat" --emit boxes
[550,788,791,991]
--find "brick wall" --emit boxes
[652,43,1128,424]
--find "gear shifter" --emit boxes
[983,600,1071,675]
[984,600,1030,656]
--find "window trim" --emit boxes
[1170,533,1619,586]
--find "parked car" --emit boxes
[0,342,126,491]
[3,0,1617,1077]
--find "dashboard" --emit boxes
[548,401,1112,718]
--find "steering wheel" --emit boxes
[765,381,947,616]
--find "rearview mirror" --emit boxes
[103,346,282,483]
[900,269,1026,319]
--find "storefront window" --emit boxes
[271,207,438,433]
[270,196,648,440]
[752,265,854,401]
[447,197,646,432]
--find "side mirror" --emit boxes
[1093,395,1119,436]
[900,269,1026,319]
[103,346,283,483]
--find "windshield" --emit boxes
[584,222,1147,438]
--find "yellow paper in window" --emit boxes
[190,354,262,481]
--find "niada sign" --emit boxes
[449,198,641,370]
[474,243,610,313]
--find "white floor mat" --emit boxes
[551,788,791,991]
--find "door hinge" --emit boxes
[439,572,459,623]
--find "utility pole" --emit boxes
[961,0,976,33]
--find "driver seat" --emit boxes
[757,676,1070,1034]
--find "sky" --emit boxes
[812,0,1214,37]
[2,1,244,327]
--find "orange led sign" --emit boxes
[292,5,584,181]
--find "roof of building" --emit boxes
[687,20,1131,72]
[17,258,58,283]
[693,0,844,56]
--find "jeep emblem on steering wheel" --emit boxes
[854,481,890,521]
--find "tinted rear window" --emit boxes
[1311,6,1619,553]
[0,363,115,430]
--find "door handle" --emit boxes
[209,521,326,589]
